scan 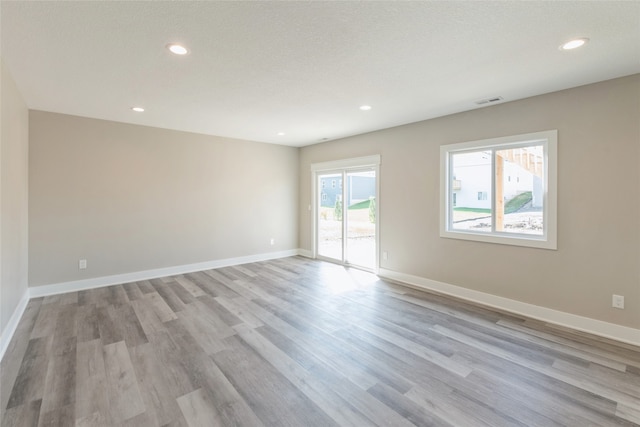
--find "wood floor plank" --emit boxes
[29,304,59,340]
[189,299,236,336]
[214,296,264,328]
[616,402,640,425]
[257,322,380,391]
[167,279,198,305]
[142,292,178,323]
[130,297,167,337]
[450,345,627,425]
[136,280,156,294]
[40,336,76,414]
[128,342,185,426]
[75,339,110,425]
[1,299,44,413]
[193,271,242,299]
[42,295,61,306]
[144,328,197,398]
[75,410,109,427]
[106,284,129,306]
[58,292,79,306]
[194,295,243,327]
[151,279,187,313]
[174,276,206,298]
[76,304,100,343]
[36,403,74,427]
[6,336,52,409]
[102,341,145,423]
[223,278,271,301]
[353,318,473,378]
[368,381,454,427]
[405,385,516,427]
[110,303,149,348]
[1,399,42,427]
[161,321,265,426]
[252,299,411,392]
[212,335,340,427]
[122,282,145,302]
[552,358,640,398]
[177,388,224,427]
[497,318,640,370]
[228,264,258,278]
[52,303,77,342]
[433,324,640,411]
[233,323,376,427]
[95,306,123,346]
[77,287,115,308]
[2,257,639,427]
[176,305,235,355]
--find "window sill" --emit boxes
[440,229,557,250]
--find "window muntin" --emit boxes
[441,130,557,249]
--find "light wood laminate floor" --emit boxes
[1,257,639,426]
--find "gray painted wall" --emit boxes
[0,60,29,336]
[28,111,299,286]
[299,74,640,329]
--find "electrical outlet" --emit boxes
[79,259,87,270]
[383,251,388,261]
[270,238,275,246]
[612,294,624,309]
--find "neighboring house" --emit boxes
[453,150,542,210]
[320,175,375,208]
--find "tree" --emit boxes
[334,196,343,221]
[368,196,376,223]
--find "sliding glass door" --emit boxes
[314,159,378,271]
[345,170,376,269]
[317,172,343,262]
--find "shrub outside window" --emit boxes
[440,130,557,249]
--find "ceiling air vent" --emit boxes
[475,96,504,105]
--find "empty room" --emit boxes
[1,1,639,426]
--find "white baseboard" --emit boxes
[297,248,313,258]
[29,249,300,298]
[0,287,30,362]
[378,268,640,347]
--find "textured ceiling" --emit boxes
[1,1,639,147]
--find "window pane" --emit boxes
[441,130,556,249]
[451,151,492,232]
[318,173,343,260]
[495,146,544,235]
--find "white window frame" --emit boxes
[440,130,557,250]
[311,155,381,270]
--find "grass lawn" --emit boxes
[505,191,532,214]
[453,207,491,214]
[454,192,532,215]
[348,199,371,210]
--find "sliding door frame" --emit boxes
[311,155,381,272]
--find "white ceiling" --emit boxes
[1,1,639,147]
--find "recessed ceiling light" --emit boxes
[360,105,372,111]
[131,107,145,112]
[277,132,285,136]
[560,38,589,50]
[167,43,189,55]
